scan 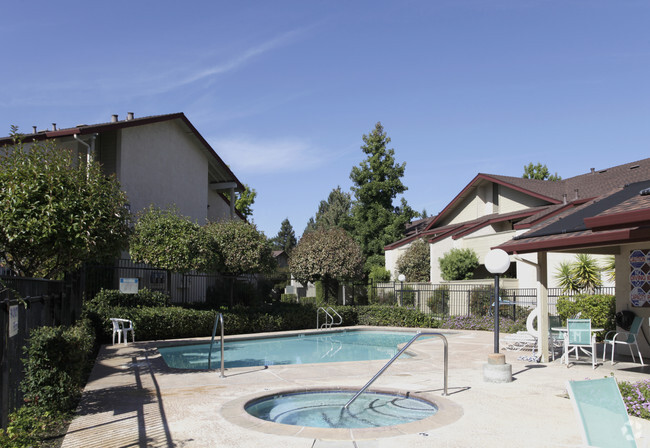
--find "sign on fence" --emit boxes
[119,278,139,294]
[8,305,18,337]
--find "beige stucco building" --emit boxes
[0,112,244,223]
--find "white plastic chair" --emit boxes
[111,318,135,345]
[603,315,645,366]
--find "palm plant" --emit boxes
[555,261,581,293]
[602,255,616,283]
[571,254,602,293]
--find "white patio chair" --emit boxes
[111,318,135,345]
[603,315,645,366]
[563,319,596,369]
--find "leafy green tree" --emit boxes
[304,186,353,234]
[523,162,562,181]
[221,183,256,219]
[396,238,430,282]
[271,218,297,253]
[234,184,256,219]
[129,205,205,273]
[0,129,131,278]
[289,228,364,303]
[438,248,479,281]
[203,219,276,305]
[349,122,417,271]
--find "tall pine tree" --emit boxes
[272,218,297,253]
[349,122,417,271]
[303,186,352,235]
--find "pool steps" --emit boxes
[344,332,449,409]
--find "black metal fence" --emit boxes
[83,259,273,306]
[1,275,82,428]
[369,282,616,319]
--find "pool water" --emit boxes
[245,390,438,428]
[158,330,420,369]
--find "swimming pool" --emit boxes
[158,330,422,369]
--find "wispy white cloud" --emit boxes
[211,136,327,174]
[0,27,308,106]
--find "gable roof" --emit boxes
[0,112,245,192]
[497,180,650,254]
[424,158,650,232]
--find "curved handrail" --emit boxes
[317,306,343,329]
[207,312,225,377]
[344,332,448,409]
[317,307,333,329]
[328,307,342,326]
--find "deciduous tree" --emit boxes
[129,205,205,273]
[0,129,130,278]
[289,228,364,303]
[523,162,561,181]
[203,219,276,305]
[396,238,430,282]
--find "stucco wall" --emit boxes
[118,121,208,222]
[499,185,548,213]
[207,189,236,222]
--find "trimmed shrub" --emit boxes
[280,293,298,303]
[427,285,450,316]
[469,285,493,316]
[556,294,615,339]
[21,319,95,413]
[438,248,479,281]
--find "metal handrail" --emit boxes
[344,332,448,409]
[317,306,343,329]
[328,306,342,327]
[317,307,332,329]
[207,312,225,377]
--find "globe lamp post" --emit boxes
[485,249,510,354]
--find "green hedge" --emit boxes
[21,319,96,413]
[556,294,616,340]
[84,292,439,342]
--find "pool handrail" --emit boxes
[344,332,448,409]
[317,306,342,329]
[207,312,225,377]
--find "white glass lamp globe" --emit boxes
[398,274,406,282]
[485,249,510,275]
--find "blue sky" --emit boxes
[1,1,649,239]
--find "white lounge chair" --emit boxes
[502,308,539,354]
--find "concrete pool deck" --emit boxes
[61,326,650,447]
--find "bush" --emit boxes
[441,314,526,333]
[399,286,416,307]
[21,319,95,413]
[354,305,436,328]
[280,293,298,303]
[0,406,67,448]
[619,378,650,420]
[427,285,450,315]
[438,248,479,281]
[90,288,170,308]
[556,294,615,339]
[469,285,493,316]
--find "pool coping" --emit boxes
[221,385,463,441]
